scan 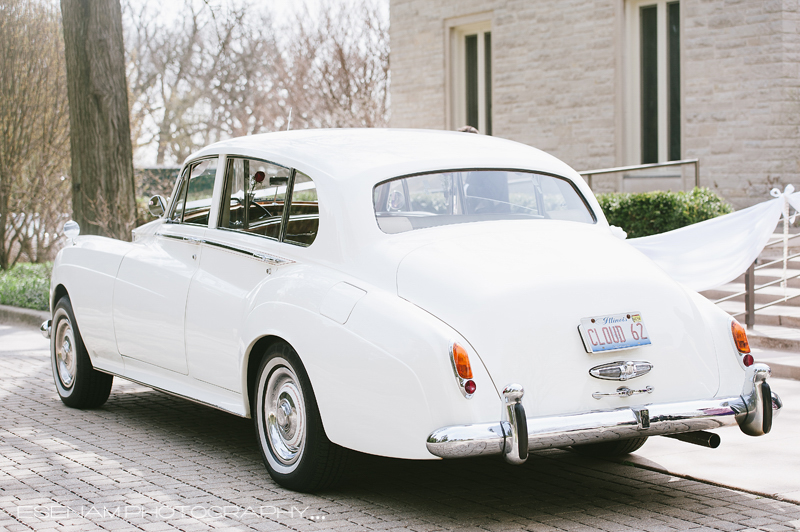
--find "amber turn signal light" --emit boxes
[452,342,473,379]
[731,320,751,354]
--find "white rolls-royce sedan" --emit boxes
[42,129,782,492]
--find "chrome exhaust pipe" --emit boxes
[663,430,720,448]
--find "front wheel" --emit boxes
[253,342,348,492]
[51,296,113,408]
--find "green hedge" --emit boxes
[0,262,51,311]
[596,187,733,239]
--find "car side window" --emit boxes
[171,158,218,226]
[219,157,291,241]
[284,171,319,246]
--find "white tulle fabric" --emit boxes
[627,186,800,292]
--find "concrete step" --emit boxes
[715,300,800,328]
[702,283,800,305]
[746,324,800,353]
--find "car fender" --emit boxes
[240,293,500,460]
[50,236,132,374]
[684,288,747,397]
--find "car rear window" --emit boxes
[373,170,595,234]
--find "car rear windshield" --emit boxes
[373,170,595,234]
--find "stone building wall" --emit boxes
[389,0,800,208]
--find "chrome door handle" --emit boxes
[593,386,653,400]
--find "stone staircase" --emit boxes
[700,232,800,379]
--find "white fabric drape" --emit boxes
[627,186,800,292]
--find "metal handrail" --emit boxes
[580,158,700,190]
[763,231,800,248]
[755,251,800,271]
[732,291,800,318]
[714,270,800,304]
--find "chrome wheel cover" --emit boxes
[258,358,306,471]
[54,317,77,389]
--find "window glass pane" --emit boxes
[640,4,658,164]
[219,157,291,240]
[178,158,217,226]
[169,168,189,223]
[285,172,319,246]
[465,34,479,129]
[374,170,594,234]
[668,1,681,161]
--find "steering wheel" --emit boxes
[233,197,272,220]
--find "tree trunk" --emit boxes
[60,0,136,240]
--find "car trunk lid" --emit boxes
[396,221,720,417]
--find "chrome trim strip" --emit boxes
[156,233,201,244]
[94,368,247,418]
[155,233,295,265]
[426,363,783,460]
[202,239,295,265]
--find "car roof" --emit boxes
[187,128,581,186]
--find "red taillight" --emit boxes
[452,343,473,379]
[731,320,751,354]
[464,380,476,395]
[743,354,754,367]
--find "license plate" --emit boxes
[578,312,651,353]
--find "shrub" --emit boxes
[596,187,733,239]
[0,262,52,311]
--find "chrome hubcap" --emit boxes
[54,319,77,388]
[264,366,305,466]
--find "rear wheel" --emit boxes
[253,341,348,492]
[570,437,648,457]
[51,296,113,408]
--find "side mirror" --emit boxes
[269,176,289,186]
[148,195,167,217]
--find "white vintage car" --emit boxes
[43,129,782,492]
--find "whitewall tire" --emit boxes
[51,296,113,408]
[254,341,348,491]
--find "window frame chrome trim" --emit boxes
[155,231,295,265]
[372,167,598,234]
[166,156,220,225]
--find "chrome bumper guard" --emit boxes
[426,363,782,463]
[41,320,51,340]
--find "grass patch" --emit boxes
[0,262,51,311]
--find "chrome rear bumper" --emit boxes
[426,364,782,463]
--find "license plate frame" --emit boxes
[578,312,652,353]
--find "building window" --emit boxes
[450,21,492,135]
[626,0,680,164]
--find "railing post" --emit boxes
[744,261,756,329]
[695,159,700,189]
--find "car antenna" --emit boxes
[286,108,292,131]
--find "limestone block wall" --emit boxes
[682,0,800,207]
[390,0,800,208]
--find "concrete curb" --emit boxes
[0,304,50,329]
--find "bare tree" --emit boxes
[281,0,390,130]
[123,0,390,167]
[61,0,137,240]
[0,0,71,270]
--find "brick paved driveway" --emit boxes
[2,322,800,532]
